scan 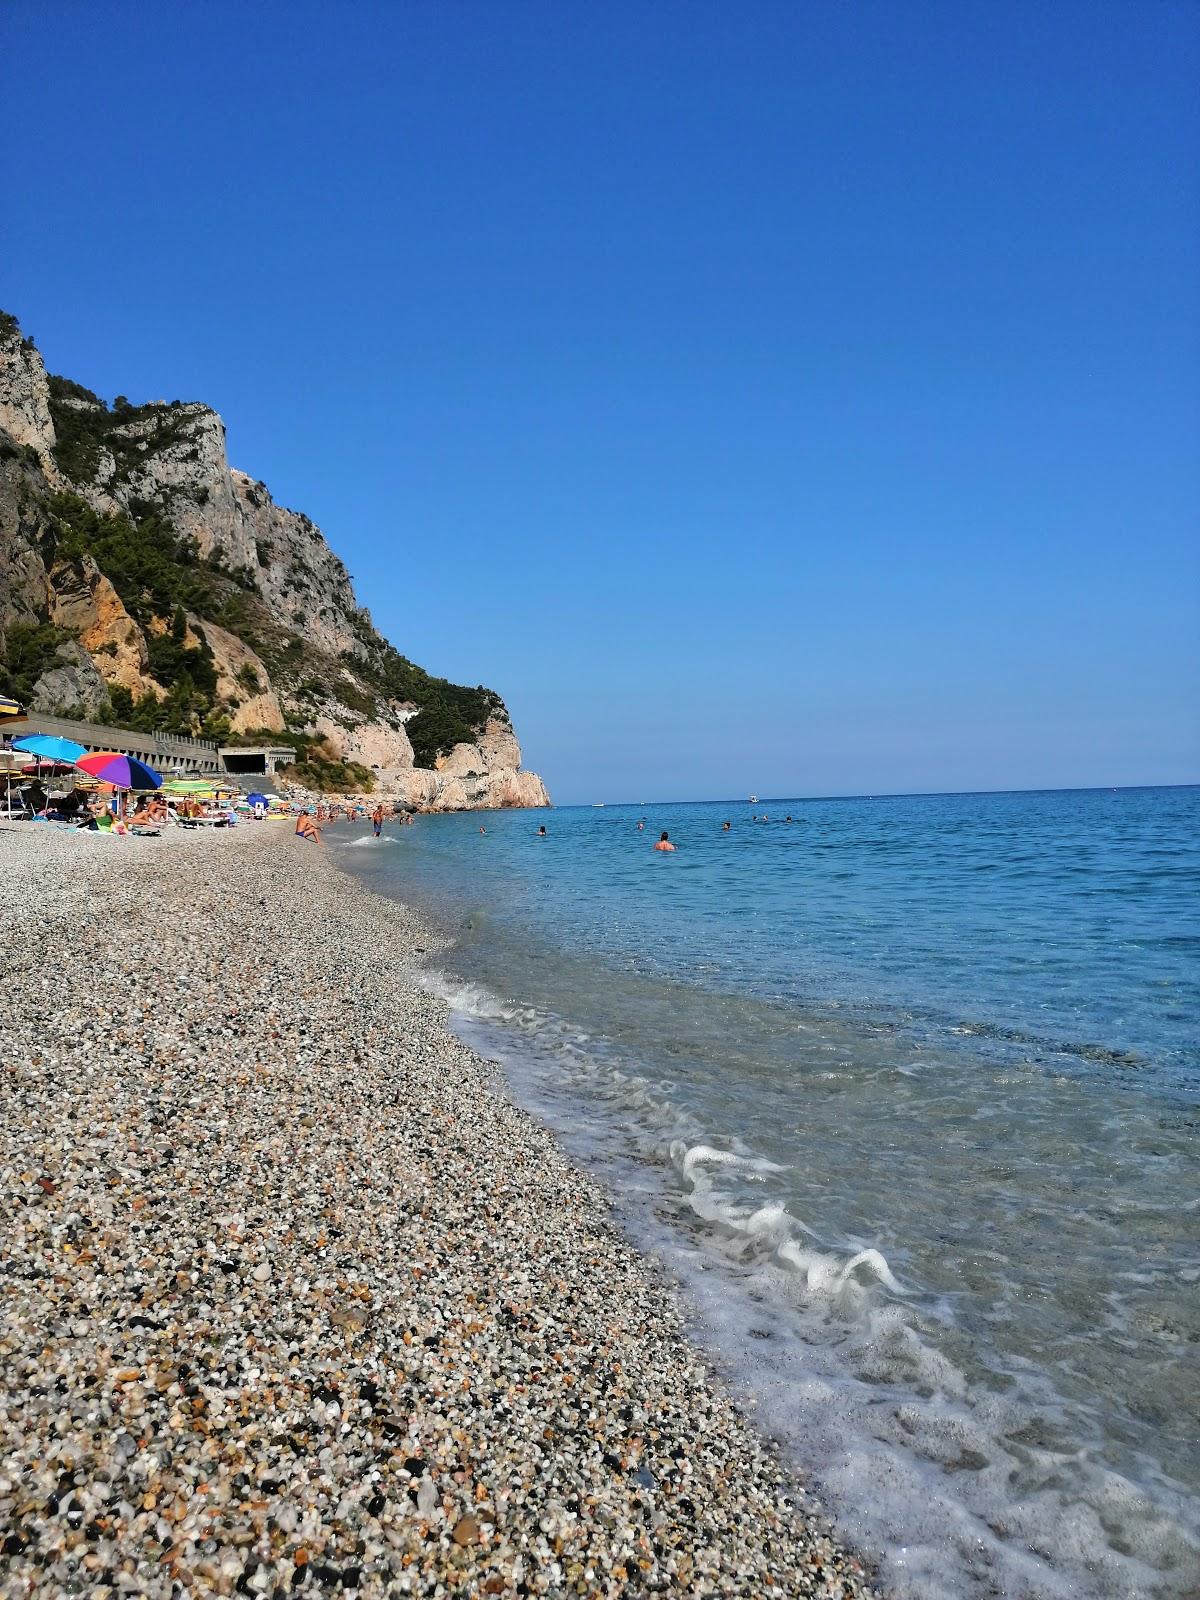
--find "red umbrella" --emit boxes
[75,751,162,790]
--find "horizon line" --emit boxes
[551,781,1200,809]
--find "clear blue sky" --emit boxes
[3,1,1197,803]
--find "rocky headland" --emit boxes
[0,312,549,811]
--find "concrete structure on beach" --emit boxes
[216,743,299,777]
[2,712,300,779]
[2,712,225,775]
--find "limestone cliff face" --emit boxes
[184,617,285,736]
[48,554,156,698]
[428,716,552,810]
[105,405,251,564]
[0,320,58,476]
[30,639,108,718]
[230,471,364,659]
[329,713,553,812]
[0,314,550,808]
[0,448,53,626]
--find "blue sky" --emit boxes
[3,1,1197,803]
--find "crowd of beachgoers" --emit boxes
[0,730,416,838]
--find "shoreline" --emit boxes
[0,826,874,1598]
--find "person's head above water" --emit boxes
[722,821,731,830]
[661,831,669,840]
[537,824,547,835]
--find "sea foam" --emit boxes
[417,964,1200,1600]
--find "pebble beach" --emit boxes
[0,825,874,1599]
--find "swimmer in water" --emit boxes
[479,826,487,834]
[654,831,676,852]
[637,821,645,831]
[537,824,547,836]
[722,820,731,831]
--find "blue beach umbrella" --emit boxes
[9,734,86,818]
[12,734,88,765]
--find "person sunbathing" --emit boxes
[131,799,167,827]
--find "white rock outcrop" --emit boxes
[0,323,58,475]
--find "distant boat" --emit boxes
[749,794,758,803]
[592,803,604,807]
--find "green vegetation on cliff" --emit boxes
[1,308,510,762]
[47,378,198,490]
[0,623,67,707]
[349,632,502,765]
[0,494,237,734]
[46,493,230,623]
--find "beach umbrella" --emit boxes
[10,735,87,815]
[20,760,78,776]
[75,751,162,790]
[246,791,269,808]
[13,733,87,765]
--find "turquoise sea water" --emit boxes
[337,787,1200,1599]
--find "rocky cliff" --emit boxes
[0,311,549,809]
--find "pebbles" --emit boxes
[0,826,875,1597]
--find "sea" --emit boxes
[335,786,1200,1599]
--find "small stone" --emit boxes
[416,1477,438,1518]
[451,1515,479,1547]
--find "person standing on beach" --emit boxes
[654,831,676,852]
[371,804,384,838]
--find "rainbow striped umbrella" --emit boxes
[75,751,162,790]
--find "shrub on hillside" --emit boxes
[290,758,375,794]
[0,622,71,704]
